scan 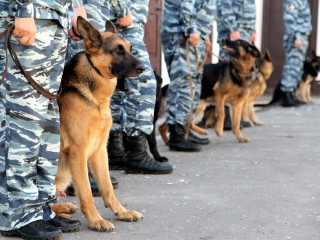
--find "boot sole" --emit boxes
[61,225,81,233]
[125,168,173,174]
[169,146,201,152]
[1,230,61,240]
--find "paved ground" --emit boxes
[2,95,320,240]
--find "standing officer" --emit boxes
[216,0,256,61]
[279,0,312,107]
[161,0,216,152]
[70,0,173,174]
[0,0,81,239]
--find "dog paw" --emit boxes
[254,121,264,126]
[238,137,251,143]
[89,219,115,232]
[50,202,78,219]
[117,210,143,222]
[215,128,223,137]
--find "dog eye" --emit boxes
[115,46,125,55]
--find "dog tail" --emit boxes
[254,82,282,107]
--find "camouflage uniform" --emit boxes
[280,0,312,92]
[216,0,256,61]
[161,0,216,127]
[0,0,73,231]
[70,0,155,136]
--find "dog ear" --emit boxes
[77,16,103,52]
[264,49,272,61]
[105,20,118,34]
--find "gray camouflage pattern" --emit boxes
[68,0,155,136]
[216,0,256,61]
[0,17,69,230]
[281,0,312,92]
[161,0,215,126]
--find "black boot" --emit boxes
[188,131,210,145]
[280,91,299,107]
[168,124,201,152]
[47,216,81,233]
[108,132,127,170]
[1,220,62,240]
[125,134,173,174]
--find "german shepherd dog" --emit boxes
[191,39,261,142]
[50,17,144,231]
[269,50,320,105]
[241,50,273,125]
[195,50,273,130]
[298,50,320,103]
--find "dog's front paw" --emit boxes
[238,137,251,143]
[50,202,78,219]
[253,120,264,126]
[215,128,223,137]
[89,219,114,232]
[117,210,143,222]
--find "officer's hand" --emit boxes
[117,13,133,27]
[250,32,256,44]
[188,33,200,46]
[294,39,302,49]
[230,31,241,41]
[69,7,87,41]
[14,17,36,46]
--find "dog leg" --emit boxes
[232,101,250,143]
[89,147,143,222]
[248,101,264,126]
[158,123,169,145]
[66,147,114,231]
[241,99,250,122]
[191,100,209,135]
[306,83,312,103]
[52,151,78,219]
[215,94,225,137]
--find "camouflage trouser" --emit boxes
[161,33,206,126]
[280,35,308,92]
[0,18,68,231]
[111,24,156,136]
[218,29,253,61]
[67,4,156,136]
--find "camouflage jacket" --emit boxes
[74,0,148,24]
[0,0,75,28]
[216,0,255,36]
[283,0,312,41]
[161,0,216,40]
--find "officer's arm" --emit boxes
[180,0,197,37]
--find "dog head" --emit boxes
[311,50,320,73]
[77,16,145,80]
[258,50,274,80]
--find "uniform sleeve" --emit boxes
[197,0,216,40]
[110,0,130,18]
[73,0,84,7]
[15,0,34,18]
[216,0,238,32]
[180,0,197,37]
[243,0,256,32]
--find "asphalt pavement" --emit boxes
[2,95,320,240]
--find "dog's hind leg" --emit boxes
[191,100,209,135]
[51,151,78,219]
[89,147,143,222]
[158,123,169,145]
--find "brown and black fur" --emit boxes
[298,50,320,103]
[191,39,261,142]
[241,50,273,125]
[50,17,144,231]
